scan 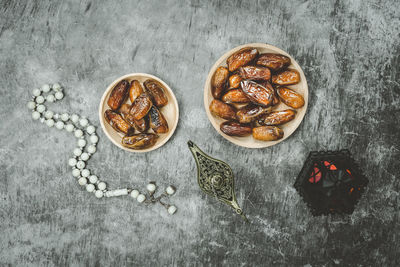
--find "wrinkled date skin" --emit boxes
[259,81,280,106]
[228,74,242,89]
[241,80,273,107]
[149,106,169,134]
[130,93,153,120]
[144,79,168,107]
[256,53,291,72]
[222,89,250,104]
[236,104,271,123]
[129,80,144,103]
[220,121,252,137]
[107,80,129,110]
[226,47,259,72]
[211,66,229,99]
[209,99,237,120]
[272,69,300,85]
[252,126,284,141]
[238,65,271,80]
[258,109,296,126]
[104,109,133,134]
[121,133,158,149]
[277,87,305,109]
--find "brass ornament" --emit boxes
[188,141,247,221]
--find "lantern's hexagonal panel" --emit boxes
[294,150,368,216]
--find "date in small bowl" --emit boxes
[99,73,179,153]
[204,43,309,148]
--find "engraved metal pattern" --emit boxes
[188,141,247,221]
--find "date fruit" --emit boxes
[258,109,296,126]
[220,121,252,137]
[238,65,271,80]
[143,79,168,107]
[149,106,169,134]
[122,133,158,149]
[240,80,273,107]
[256,53,291,72]
[252,126,284,141]
[236,104,271,123]
[276,87,305,109]
[104,109,133,134]
[272,69,300,85]
[211,66,229,99]
[226,48,259,72]
[130,93,153,120]
[129,80,144,103]
[228,74,242,89]
[209,99,237,120]
[107,80,129,110]
[222,89,250,104]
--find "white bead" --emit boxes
[86,125,95,134]
[72,169,80,177]
[78,177,87,186]
[81,169,90,177]
[76,160,85,169]
[44,110,53,119]
[36,104,46,113]
[68,158,77,167]
[88,175,98,184]
[112,189,128,196]
[137,194,146,203]
[35,95,44,104]
[79,118,88,127]
[77,139,86,147]
[52,83,61,91]
[54,113,59,119]
[45,119,54,127]
[86,184,95,192]
[95,190,104,198]
[40,117,45,123]
[81,152,89,161]
[90,135,98,144]
[55,91,64,100]
[87,145,96,154]
[55,121,64,130]
[166,186,176,195]
[32,111,40,120]
[60,113,69,121]
[74,129,83,138]
[27,101,36,110]
[65,124,74,132]
[168,205,177,215]
[41,84,50,93]
[146,183,156,192]
[71,114,79,123]
[33,88,41,96]
[97,182,106,190]
[130,189,139,199]
[46,94,55,102]
[73,148,82,157]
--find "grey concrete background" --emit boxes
[1,0,399,266]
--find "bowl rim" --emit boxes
[203,43,309,148]
[99,73,179,153]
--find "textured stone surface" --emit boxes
[1,0,399,266]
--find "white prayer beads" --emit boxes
[28,83,177,214]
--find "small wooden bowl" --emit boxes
[99,73,179,153]
[204,43,309,148]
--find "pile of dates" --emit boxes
[209,47,305,141]
[104,79,169,149]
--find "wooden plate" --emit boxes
[204,43,308,148]
[99,73,179,153]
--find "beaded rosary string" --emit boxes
[27,83,177,215]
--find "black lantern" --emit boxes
[294,150,368,216]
